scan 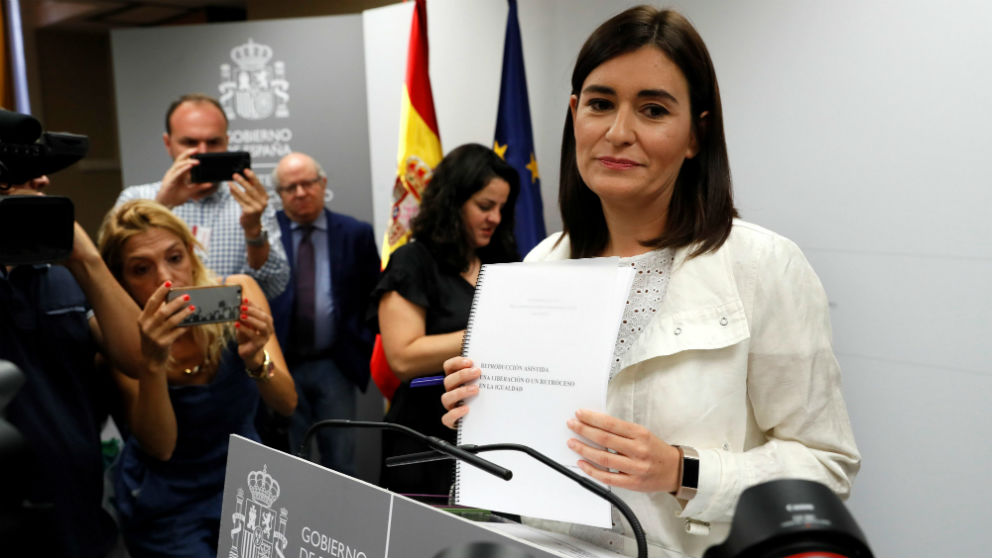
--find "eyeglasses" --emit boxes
[276,177,322,194]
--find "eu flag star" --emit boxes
[493,141,508,160]
[526,151,540,183]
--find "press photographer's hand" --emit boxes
[156,147,214,208]
[229,168,268,238]
[1,174,48,196]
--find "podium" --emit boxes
[219,435,623,558]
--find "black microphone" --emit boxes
[387,442,648,558]
[299,419,513,481]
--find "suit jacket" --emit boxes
[272,208,380,391]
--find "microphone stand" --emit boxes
[387,442,648,558]
[299,419,513,481]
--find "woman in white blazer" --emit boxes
[440,6,860,557]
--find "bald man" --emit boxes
[269,152,379,475]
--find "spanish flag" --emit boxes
[373,0,442,401]
[380,0,443,268]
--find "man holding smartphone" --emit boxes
[115,93,289,299]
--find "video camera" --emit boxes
[0,109,88,265]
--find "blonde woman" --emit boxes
[99,199,296,558]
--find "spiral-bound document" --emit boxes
[455,258,634,528]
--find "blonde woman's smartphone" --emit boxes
[166,285,242,326]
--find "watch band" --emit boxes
[246,349,274,382]
[675,445,699,501]
[245,229,268,247]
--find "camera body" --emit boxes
[0,110,89,186]
[0,109,89,265]
[703,479,873,558]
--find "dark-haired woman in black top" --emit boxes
[370,143,520,497]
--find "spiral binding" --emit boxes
[459,264,487,358]
[454,263,487,503]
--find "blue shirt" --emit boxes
[291,211,335,352]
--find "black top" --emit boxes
[114,340,259,558]
[369,241,474,497]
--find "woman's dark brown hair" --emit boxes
[411,143,520,272]
[559,6,737,259]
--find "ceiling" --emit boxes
[25,0,247,31]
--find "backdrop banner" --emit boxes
[111,15,374,222]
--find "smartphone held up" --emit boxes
[166,285,242,326]
[189,151,251,184]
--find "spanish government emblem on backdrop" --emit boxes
[220,39,290,121]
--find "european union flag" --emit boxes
[494,0,545,256]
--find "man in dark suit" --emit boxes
[269,152,379,475]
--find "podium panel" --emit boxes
[219,435,602,558]
[220,436,391,558]
[388,496,554,557]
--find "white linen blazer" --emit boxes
[524,219,861,557]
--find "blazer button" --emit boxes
[719,317,728,326]
[673,327,682,335]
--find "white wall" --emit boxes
[693,2,992,553]
[364,1,992,556]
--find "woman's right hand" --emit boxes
[138,281,195,371]
[440,356,482,429]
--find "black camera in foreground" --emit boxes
[704,479,874,558]
[0,109,88,265]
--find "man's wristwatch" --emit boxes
[245,229,268,247]
[675,445,699,501]
[246,349,274,382]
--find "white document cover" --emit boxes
[455,258,633,528]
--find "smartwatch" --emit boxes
[675,445,699,501]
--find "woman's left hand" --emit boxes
[235,297,273,368]
[566,409,682,493]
